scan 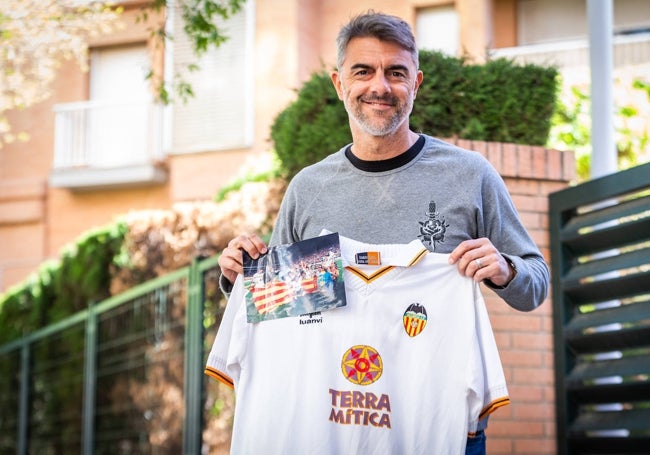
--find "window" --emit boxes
[169,2,255,153]
[415,5,460,56]
[88,44,153,167]
[517,0,650,45]
[517,0,587,45]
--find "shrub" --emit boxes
[271,51,559,179]
[412,52,558,144]
[0,222,127,344]
[270,70,352,179]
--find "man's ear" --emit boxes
[331,71,344,101]
[413,70,424,99]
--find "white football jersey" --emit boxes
[205,236,509,454]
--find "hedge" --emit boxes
[271,50,558,179]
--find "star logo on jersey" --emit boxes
[341,345,383,385]
[403,303,427,337]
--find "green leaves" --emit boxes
[270,70,352,180]
[148,0,246,104]
[548,76,650,180]
[0,221,128,344]
[411,51,558,145]
[270,52,559,181]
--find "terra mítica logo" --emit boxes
[341,345,383,385]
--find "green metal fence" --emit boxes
[549,162,650,454]
[0,255,228,454]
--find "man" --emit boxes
[216,11,549,453]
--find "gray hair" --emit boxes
[336,11,419,70]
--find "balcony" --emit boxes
[490,32,650,71]
[50,100,167,191]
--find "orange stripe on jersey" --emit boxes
[345,248,429,283]
[345,266,395,283]
[204,366,234,389]
[408,248,429,267]
[478,396,510,419]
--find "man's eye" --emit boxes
[391,71,406,78]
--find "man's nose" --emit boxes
[369,72,390,94]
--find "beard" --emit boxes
[341,86,414,137]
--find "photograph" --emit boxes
[242,232,347,322]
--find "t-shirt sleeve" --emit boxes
[204,274,246,389]
[467,284,510,434]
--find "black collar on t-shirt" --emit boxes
[344,135,425,172]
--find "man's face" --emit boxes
[332,37,423,137]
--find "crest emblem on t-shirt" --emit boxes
[418,201,449,251]
[341,345,383,385]
[403,303,427,337]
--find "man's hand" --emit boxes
[448,238,515,287]
[218,233,268,284]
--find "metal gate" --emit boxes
[549,162,650,454]
[0,256,227,454]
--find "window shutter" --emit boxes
[171,4,253,153]
[415,6,460,56]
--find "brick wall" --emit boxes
[448,139,575,454]
[0,180,47,291]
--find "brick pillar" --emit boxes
[0,180,47,292]
[447,139,575,454]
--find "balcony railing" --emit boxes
[51,100,167,190]
[490,32,650,70]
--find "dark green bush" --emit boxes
[412,52,558,143]
[0,221,127,344]
[270,70,352,179]
[271,51,559,179]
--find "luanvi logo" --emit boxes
[299,312,323,325]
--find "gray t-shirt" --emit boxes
[270,135,548,311]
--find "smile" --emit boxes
[362,99,395,109]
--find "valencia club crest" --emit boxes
[403,303,427,337]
